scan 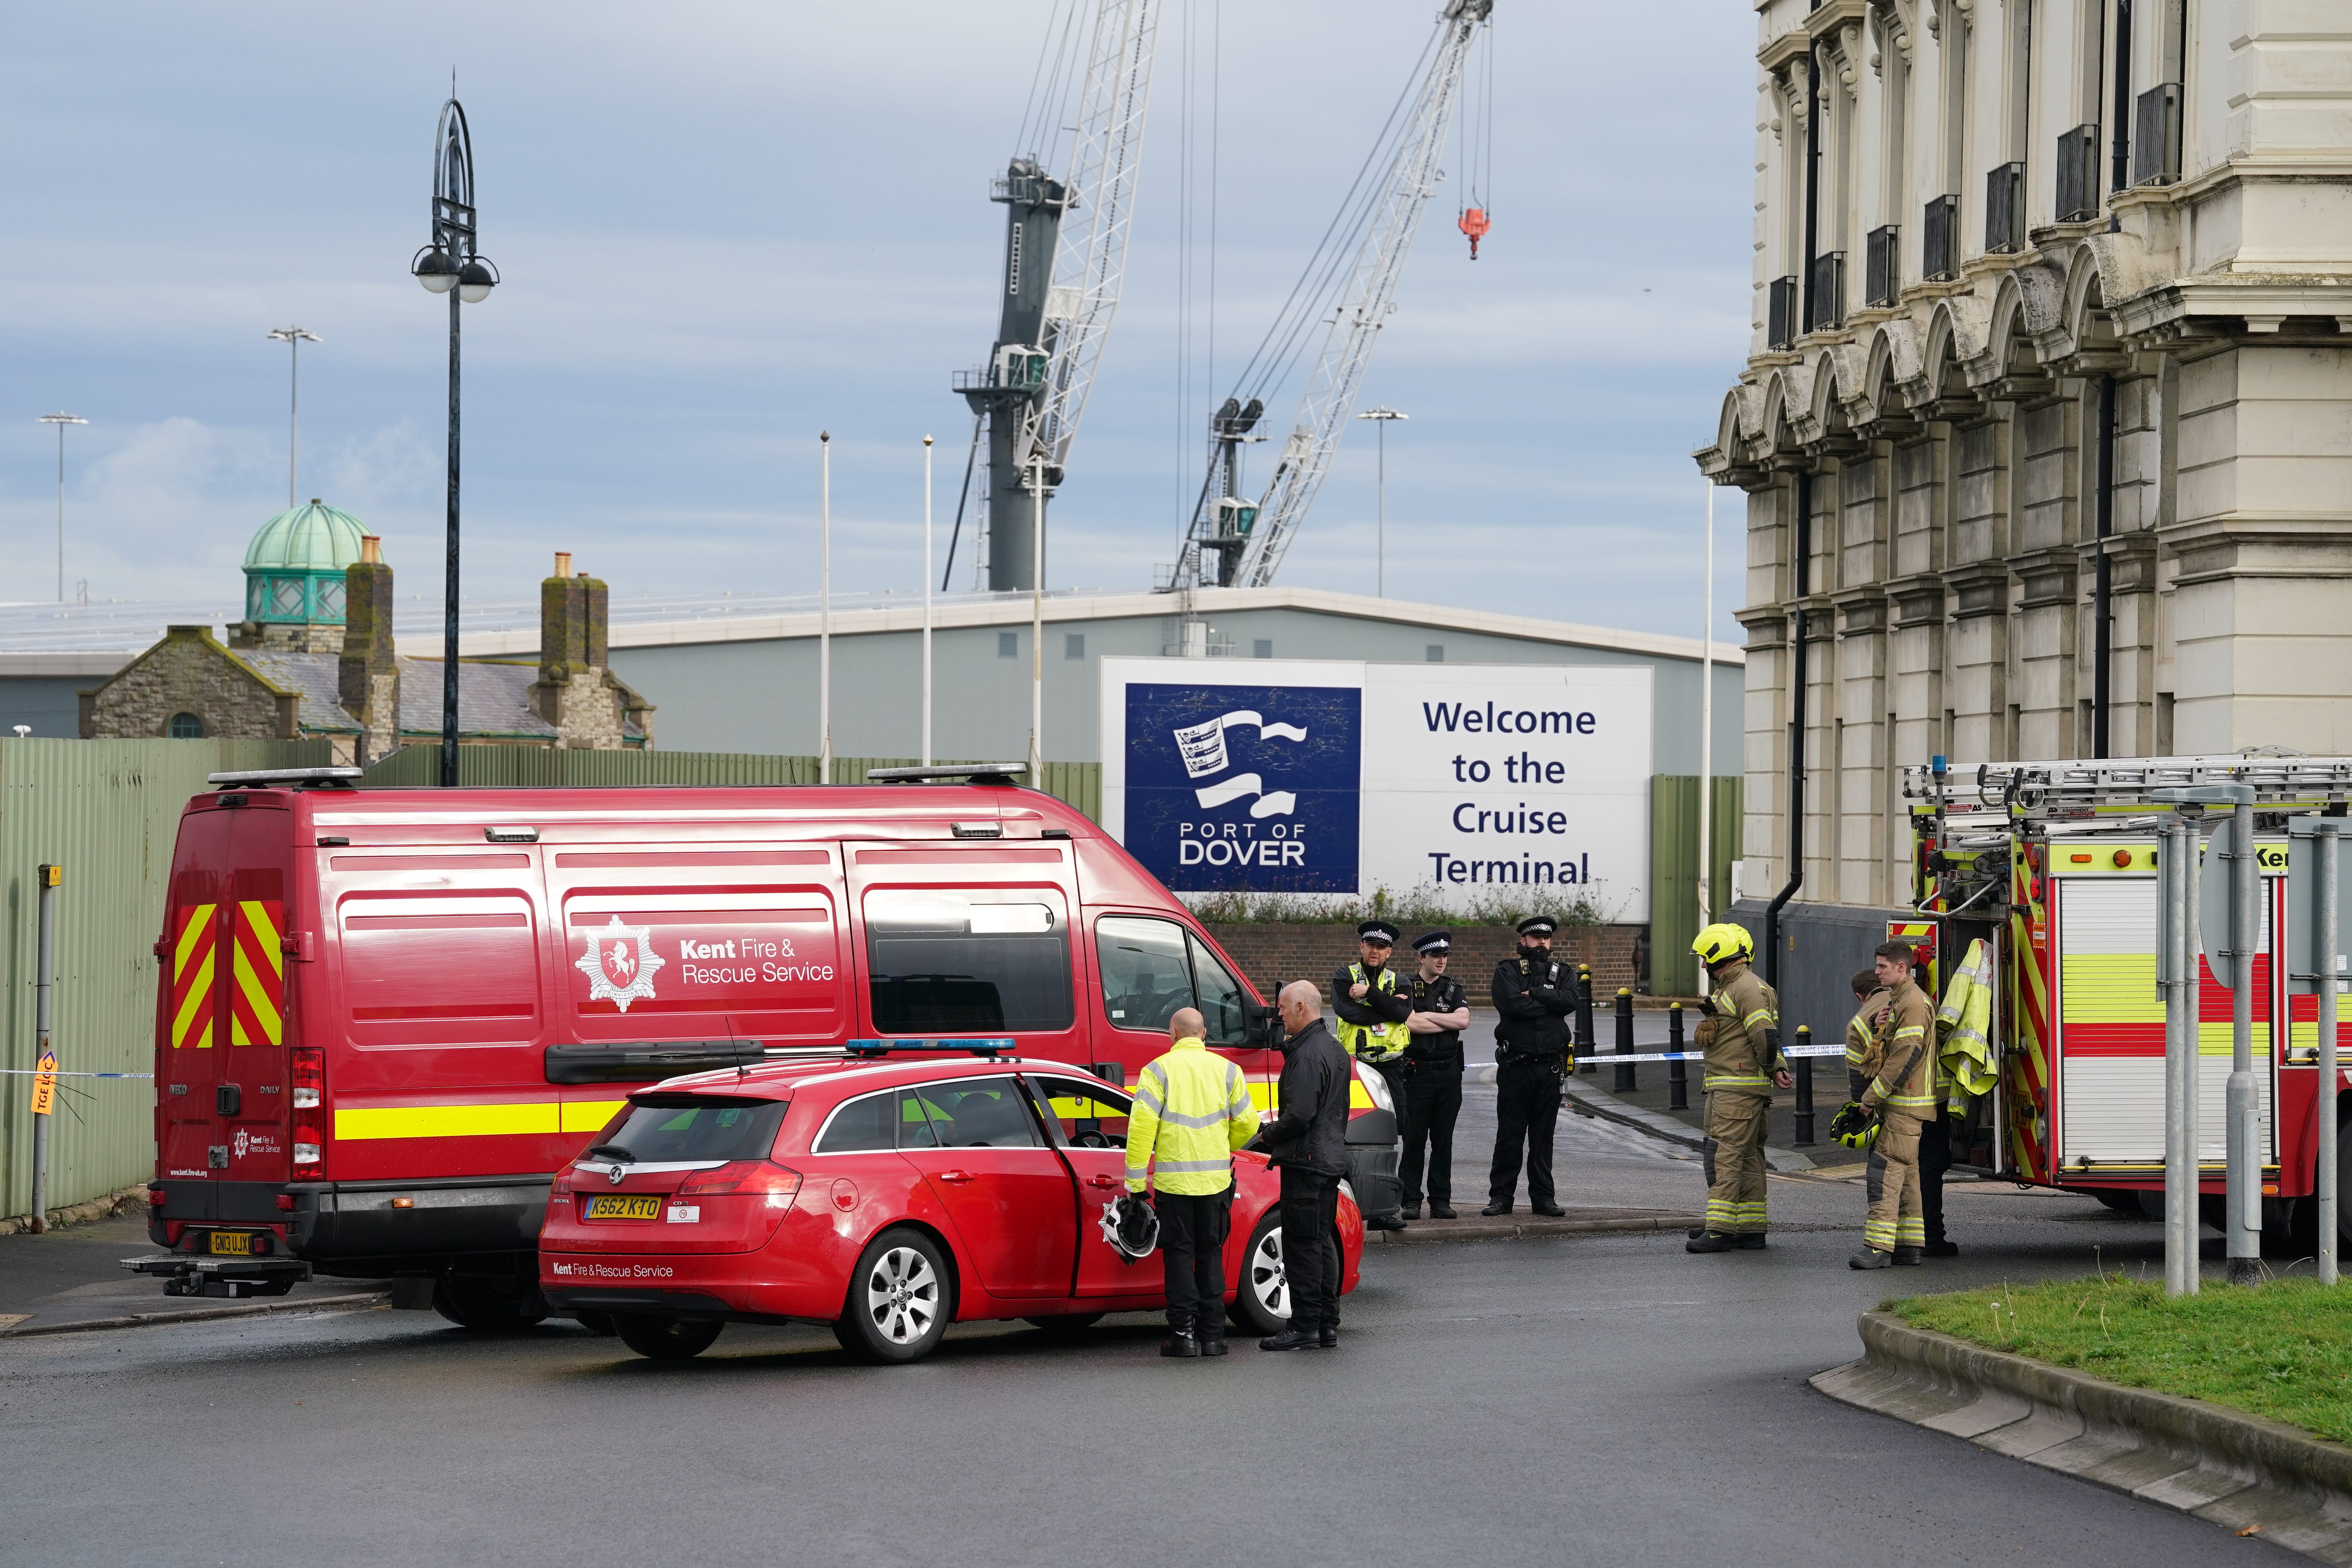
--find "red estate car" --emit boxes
[539,1052,1365,1362]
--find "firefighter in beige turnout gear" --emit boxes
[1685,924,1792,1254]
[1851,941,1938,1269]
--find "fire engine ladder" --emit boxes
[1902,755,2352,820]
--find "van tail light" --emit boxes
[291,1047,326,1178]
[678,1161,802,1209]
[147,1186,167,1209]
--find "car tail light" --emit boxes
[678,1161,802,1209]
[291,1047,325,1178]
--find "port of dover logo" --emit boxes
[577,916,665,1012]
[1123,682,1361,893]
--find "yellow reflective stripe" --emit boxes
[1893,1026,1925,1040]
[336,1102,567,1140]
[562,1100,626,1132]
[1704,1073,1771,1091]
[175,905,214,973]
[172,949,215,1053]
[1742,1009,1773,1028]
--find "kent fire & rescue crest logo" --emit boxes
[576,916,664,1012]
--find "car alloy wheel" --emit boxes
[835,1227,954,1364]
[1229,1212,1291,1338]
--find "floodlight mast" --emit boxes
[1176,0,1488,591]
[954,0,1162,593]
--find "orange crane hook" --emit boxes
[1458,206,1490,260]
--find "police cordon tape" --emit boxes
[1470,1044,1850,1070]
[0,1069,151,1079]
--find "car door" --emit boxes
[897,1076,1077,1299]
[1025,1074,1163,1301]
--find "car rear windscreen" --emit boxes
[599,1096,789,1163]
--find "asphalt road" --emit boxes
[0,1121,2270,1568]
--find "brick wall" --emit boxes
[1202,923,1645,1006]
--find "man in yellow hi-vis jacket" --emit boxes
[1851,942,1938,1270]
[1127,1007,1260,1357]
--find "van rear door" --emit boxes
[158,800,295,1222]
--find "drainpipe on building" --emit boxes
[2094,374,2115,758]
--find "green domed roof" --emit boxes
[245,501,367,572]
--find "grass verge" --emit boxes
[1894,1272,2352,1443]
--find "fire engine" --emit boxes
[1902,753,2350,1245]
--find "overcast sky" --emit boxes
[2,2,1753,641]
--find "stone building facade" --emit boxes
[83,515,652,763]
[1695,1,2352,1012]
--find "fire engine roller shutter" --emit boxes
[2056,875,2272,1167]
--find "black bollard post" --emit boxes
[1613,987,1637,1091]
[1667,1002,1689,1110]
[1576,964,1597,1074]
[1793,1024,1816,1146]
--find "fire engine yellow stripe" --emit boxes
[239,901,283,974]
[175,904,215,973]
[2059,955,2163,1024]
[336,1102,563,1140]
[562,1100,628,1132]
[173,948,214,1051]
[2198,1023,2272,1056]
[233,946,282,1045]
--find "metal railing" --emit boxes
[1865,224,1900,307]
[1807,251,1845,332]
[1985,162,2026,254]
[1922,194,1960,280]
[2134,82,2183,186]
[1767,274,1799,350]
[2056,123,2102,222]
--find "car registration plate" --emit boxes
[207,1231,253,1256]
[585,1195,662,1220]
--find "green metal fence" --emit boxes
[1648,775,1744,997]
[1,738,334,1217]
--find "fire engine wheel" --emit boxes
[2093,1190,2142,1214]
[834,1227,952,1365]
[1228,1212,1290,1338]
[431,1274,550,1333]
[613,1314,724,1361]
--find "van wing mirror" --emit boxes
[1247,1000,1282,1051]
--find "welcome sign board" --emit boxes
[1098,658,1653,922]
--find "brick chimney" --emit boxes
[530,552,625,749]
[338,535,400,764]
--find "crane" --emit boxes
[948,0,1161,593]
[1169,0,1492,592]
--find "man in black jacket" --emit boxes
[1257,979,1350,1351]
[1486,915,1575,1217]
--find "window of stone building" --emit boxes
[169,713,205,739]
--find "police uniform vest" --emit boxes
[1493,955,1573,1062]
[1700,962,1780,1094]
[1403,973,1468,1069]
[1336,963,1412,1062]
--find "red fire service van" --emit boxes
[134,764,1400,1325]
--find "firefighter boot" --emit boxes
[1893,1245,1924,1265]
[1849,1248,1895,1269]
[1735,1234,1767,1250]
[1686,1232,1741,1253]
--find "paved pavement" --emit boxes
[0,1110,2266,1566]
[0,1214,385,1334]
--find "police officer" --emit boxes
[1685,922,1791,1253]
[1332,919,1413,1232]
[1399,931,1471,1219]
[1486,915,1573,1217]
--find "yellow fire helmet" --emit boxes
[1691,922,1754,968]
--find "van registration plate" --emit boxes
[208,1232,253,1256]
[585,1195,662,1220]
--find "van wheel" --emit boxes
[432,1274,550,1332]
[613,1314,724,1361]
[2092,1190,2141,1214]
[1022,1312,1105,1339]
[1228,1211,1289,1338]
[834,1227,952,1364]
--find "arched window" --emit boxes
[168,713,205,739]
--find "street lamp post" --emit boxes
[264,327,321,508]
[408,98,499,789]
[36,413,87,604]
[1357,407,1407,598]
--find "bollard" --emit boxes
[1667,1003,1688,1110]
[1613,987,1636,1091]
[1576,965,1597,1074]
[29,863,60,1234]
[1793,1024,1815,1146]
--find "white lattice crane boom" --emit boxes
[1234,0,1490,589]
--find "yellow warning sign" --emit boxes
[29,1049,57,1117]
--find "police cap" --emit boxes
[1412,931,1452,955]
[1515,915,1558,938]
[1357,920,1400,946]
